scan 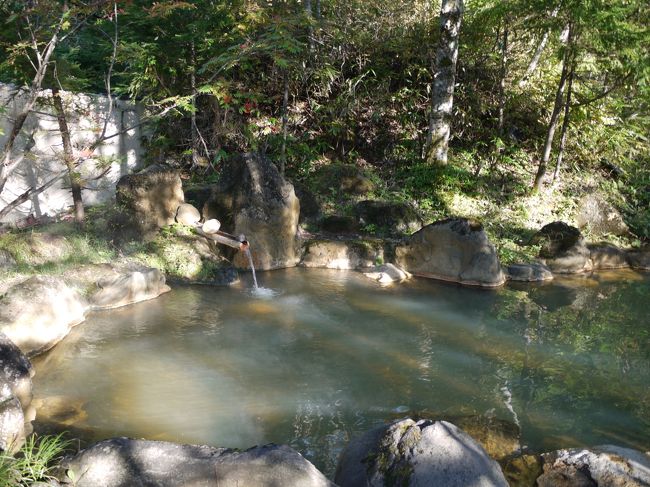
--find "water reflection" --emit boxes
[32,268,650,476]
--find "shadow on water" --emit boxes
[31,268,650,476]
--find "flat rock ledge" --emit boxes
[537,445,650,487]
[60,438,335,487]
[335,418,509,487]
[300,238,393,270]
[0,265,170,356]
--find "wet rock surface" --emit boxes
[61,438,335,487]
[506,262,554,282]
[361,263,411,284]
[395,218,505,287]
[588,243,629,270]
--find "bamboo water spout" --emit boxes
[196,219,248,251]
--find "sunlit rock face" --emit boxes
[396,218,506,287]
[538,446,650,487]
[300,239,388,270]
[203,153,300,271]
[62,438,335,487]
[114,164,184,240]
[335,418,509,487]
[532,221,593,274]
[90,268,171,310]
[0,276,86,356]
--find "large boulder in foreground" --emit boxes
[395,218,505,287]
[537,445,650,487]
[0,276,86,356]
[203,153,300,271]
[61,438,334,487]
[335,418,508,487]
[115,164,184,239]
[532,221,592,274]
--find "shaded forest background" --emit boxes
[1,0,649,260]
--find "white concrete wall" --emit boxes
[0,83,144,222]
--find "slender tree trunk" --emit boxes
[190,39,200,167]
[552,61,574,185]
[532,24,572,193]
[52,87,84,222]
[519,5,560,87]
[498,25,508,135]
[424,0,464,166]
[0,17,64,194]
[315,0,321,19]
[304,0,314,51]
[280,70,289,176]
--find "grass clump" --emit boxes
[0,433,73,486]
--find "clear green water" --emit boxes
[33,268,650,475]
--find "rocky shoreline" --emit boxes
[1,156,649,485]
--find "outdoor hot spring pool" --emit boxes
[32,268,650,475]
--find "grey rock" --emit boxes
[588,243,629,270]
[395,218,506,287]
[203,153,300,271]
[335,418,508,487]
[0,396,25,453]
[539,445,650,487]
[114,164,184,240]
[506,263,554,282]
[301,239,389,270]
[294,181,322,223]
[627,247,650,270]
[355,200,423,236]
[0,332,33,408]
[575,193,629,236]
[61,438,335,487]
[533,222,592,274]
[90,268,171,310]
[175,203,201,226]
[0,276,86,356]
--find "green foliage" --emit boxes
[0,433,73,486]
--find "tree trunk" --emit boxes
[0,18,63,194]
[424,0,464,166]
[498,25,508,135]
[52,87,84,222]
[519,5,560,87]
[532,24,572,193]
[190,39,200,167]
[304,0,314,51]
[280,70,289,176]
[552,61,574,185]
